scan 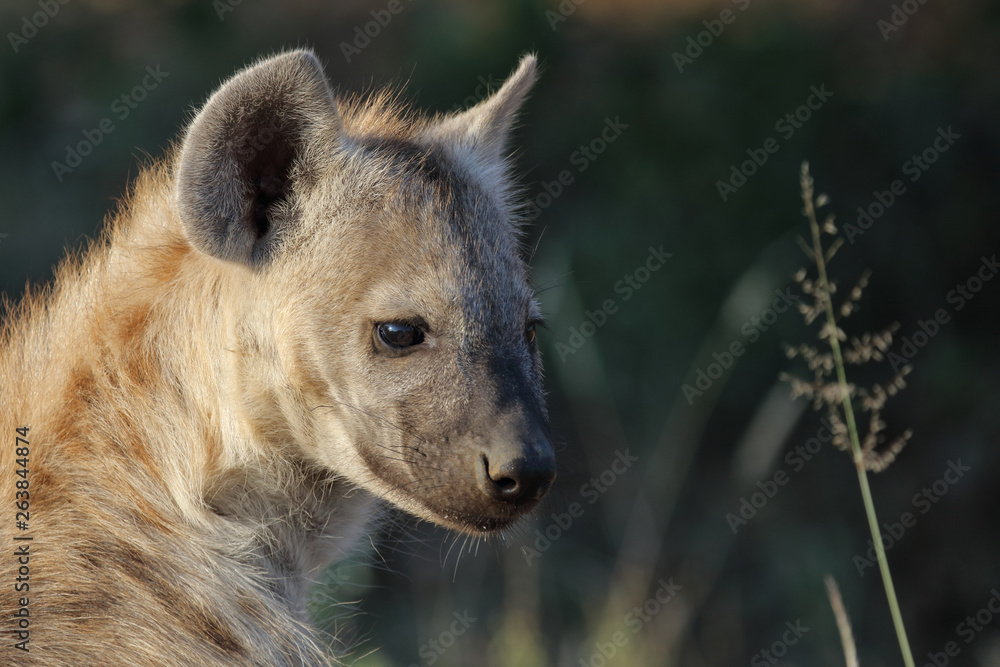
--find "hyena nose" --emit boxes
[477,431,556,505]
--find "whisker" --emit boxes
[442,532,461,569]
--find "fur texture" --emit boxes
[0,50,552,665]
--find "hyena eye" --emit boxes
[525,323,537,345]
[376,322,425,349]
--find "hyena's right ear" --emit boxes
[176,50,338,265]
[423,54,538,170]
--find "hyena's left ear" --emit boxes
[176,50,338,265]
[424,54,537,168]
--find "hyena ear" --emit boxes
[424,53,537,167]
[176,50,338,265]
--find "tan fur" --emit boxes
[1,50,552,665]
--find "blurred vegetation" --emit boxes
[2,0,999,665]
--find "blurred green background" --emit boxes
[2,0,999,665]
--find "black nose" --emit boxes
[477,433,556,505]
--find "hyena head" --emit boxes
[176,50,554,534]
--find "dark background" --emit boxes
[2,1,998,665]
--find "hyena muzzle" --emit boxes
[0,49,553,665]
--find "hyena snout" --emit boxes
[476,419,556,506]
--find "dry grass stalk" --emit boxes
[782,163,916,667]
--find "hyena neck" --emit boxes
[44,168,376,604]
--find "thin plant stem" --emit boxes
[824,574,859,667]
[801,165,915,667]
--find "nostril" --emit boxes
[493,475,518,493]
[477,453,554,505]
[479,455,522,501]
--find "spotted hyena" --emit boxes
[0,49,554,665]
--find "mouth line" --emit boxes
[426,500,542,534]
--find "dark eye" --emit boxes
[525,323,537,345]
[377,322,425,349]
